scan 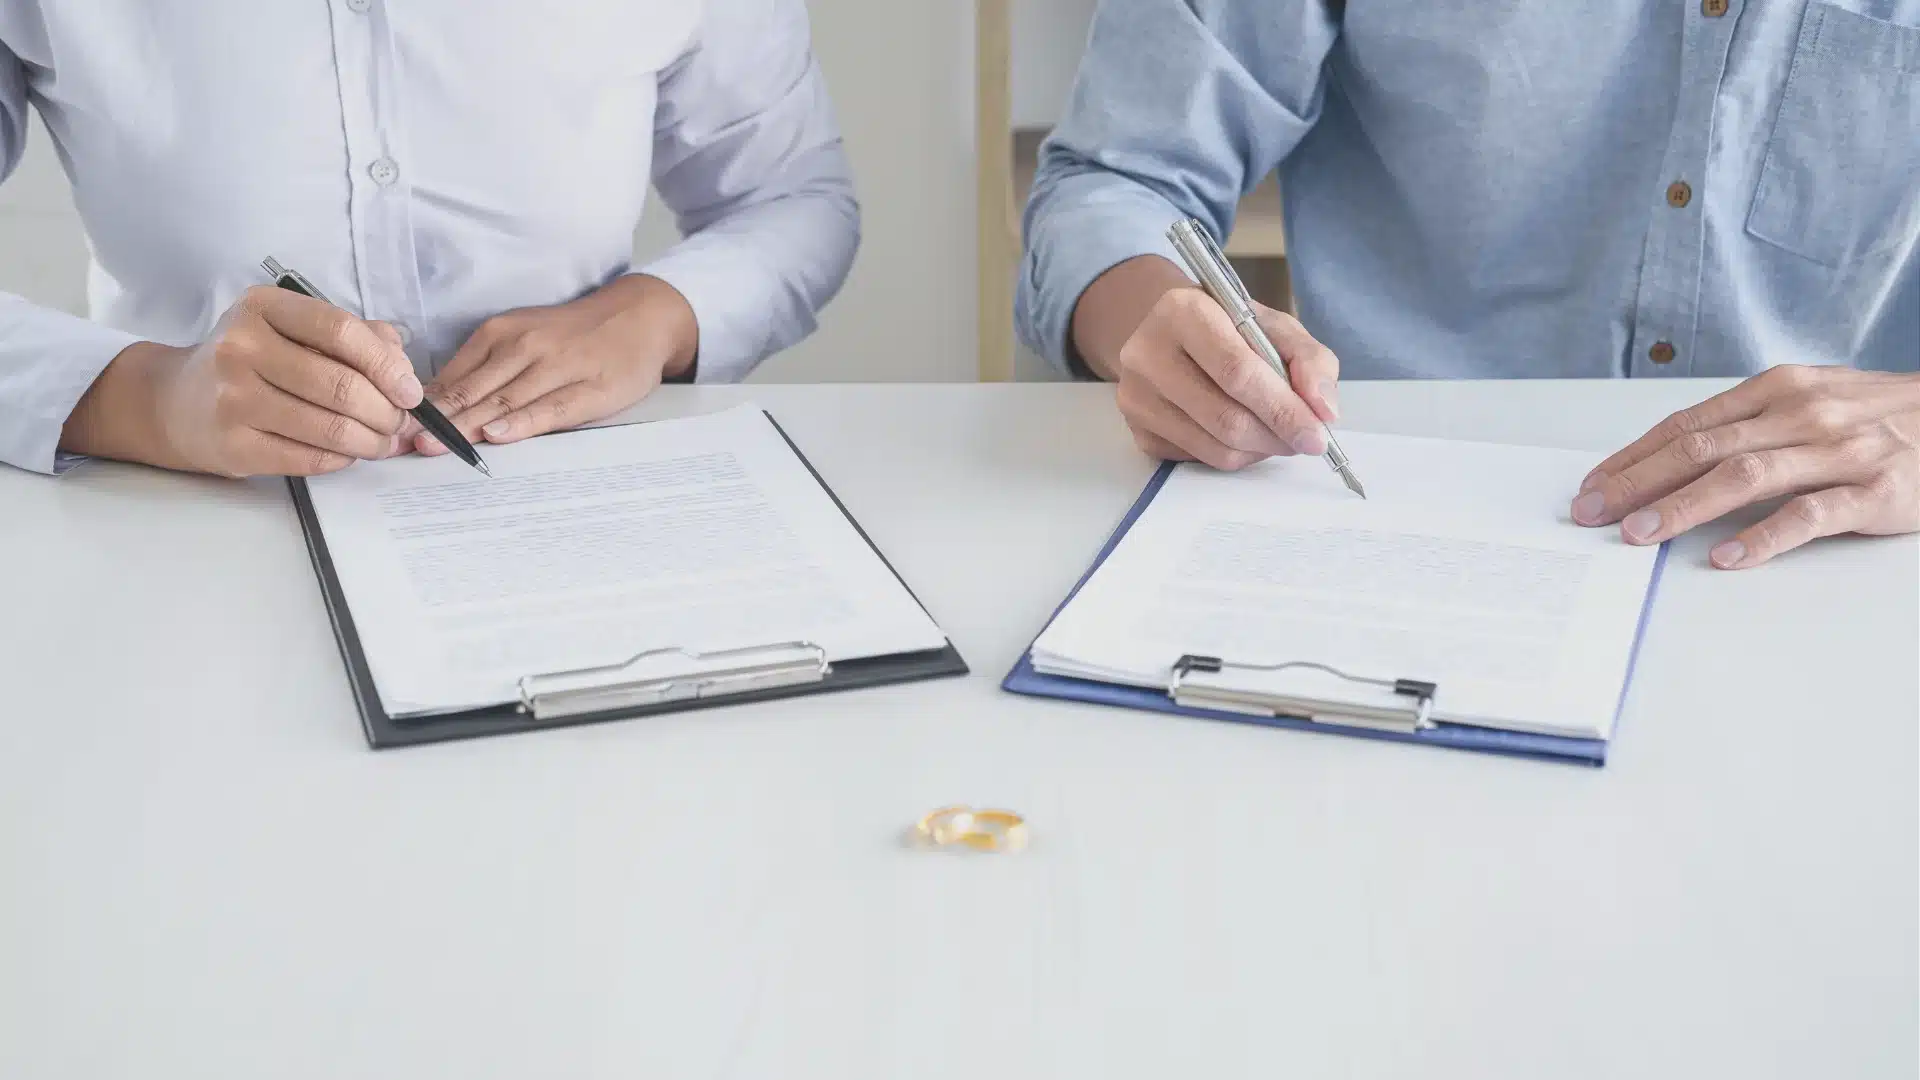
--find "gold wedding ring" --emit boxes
[913,806,1028,853]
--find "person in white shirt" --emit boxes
[0,0,855,477]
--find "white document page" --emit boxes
[303,404,948,716]
[1030,432,1663,740]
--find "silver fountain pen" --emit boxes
[1167,218,1366,498]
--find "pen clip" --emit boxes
[1168,219,1255,318]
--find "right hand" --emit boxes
[1114,287,1341,471]
[151,287,424,477]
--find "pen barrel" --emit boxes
[1232,315,1290,380]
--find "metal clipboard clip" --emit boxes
[1168,654,1439,734]
[516,641,830,722]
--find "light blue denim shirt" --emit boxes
[1018,0,1920,380]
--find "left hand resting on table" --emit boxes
[412,274,696,454]
[1572,365,1920,569]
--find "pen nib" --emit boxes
[1340,469,1367,499]
[475,459,493,479]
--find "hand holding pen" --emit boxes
[1082,222,1360,493]
[263,258,491,477]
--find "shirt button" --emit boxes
[1650,342,1676,365]
[368,157,400,186]
[1702,0,1729,16]
[394,324,413,346]
[1666,181,1693,208]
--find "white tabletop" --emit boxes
[2,381,1914,1079]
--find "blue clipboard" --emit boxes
[1001,462,1670,767]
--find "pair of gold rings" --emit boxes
[913,806,1028,853]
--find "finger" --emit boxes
[1570,415,1809,526]
[1167,291,1326,455]
[1710,485,1873,569]
[1582,379,1776,490]
[1254,307,1341,423]
[425,341,536,420]
[249,380,400,461]
[254,340,410,437]
[1610,445,1851,546]
[240,287,422,410]
[427,318,514,411]
[477,382,612,444]
[1117,378,1263,472]
[1143,348,1293,459]
[236,427,356,478]
[445,362,579,441]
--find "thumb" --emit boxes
[1254,306,1341,424]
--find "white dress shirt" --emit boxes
[0,0,857,474]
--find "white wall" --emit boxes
[0,0,989,384]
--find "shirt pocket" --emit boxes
[1745,3,1920,267]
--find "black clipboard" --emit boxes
[288,411,969,749]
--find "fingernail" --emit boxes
[400,373,424,407]
[1622,509,1661,543]
[1571,491,1606,525]
[483,420,509,439]
[1291,425,1327,456]
[1710,540,1747,569]
[1317,379,1340,421]
[387,434,404,457]
[1579,471,1602,494]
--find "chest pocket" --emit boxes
[1746,3,1920,267]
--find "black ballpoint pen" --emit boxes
[261,256,492,478]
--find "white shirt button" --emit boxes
[393,324,413,346]
[344,0,371,12]
[368,157,400,186]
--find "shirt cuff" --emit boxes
[1015,176,1190,378]
[634,249,776,386]
[0,315,143,475]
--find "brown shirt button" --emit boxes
[1650,342,1676,365]
[1703,0,1729,16]
[1666,181,1693,208]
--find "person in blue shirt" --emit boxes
[1018,0,1919,570]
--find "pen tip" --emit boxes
[475,460,493,478]
[1344,472,1367,499]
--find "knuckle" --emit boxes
[1675,431,1719,468]
[1660,408,1703,439]
[322,411,353,450]
[305,446,345,476]
[1725,452,1770,488]
[320,309,357,350]
[1788,494,1829,530]
[435,383,473,414]
[1218,449,1260,472]
[327,368,359,411]
[1763,364,1814,391]
[1213,406,1258,450]
[1217,356,1263,401]
[485,392,518,416]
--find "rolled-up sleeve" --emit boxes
[1015,0,1341,376]
[0,42,140,474]
[637,0,857,384]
